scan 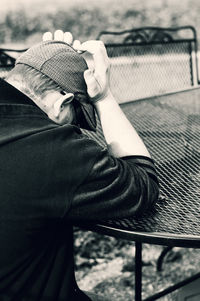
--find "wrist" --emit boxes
[94,90,120,119]
[93,89,116,106]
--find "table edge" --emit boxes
[79,224,200,248]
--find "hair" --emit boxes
[6,64,61,102]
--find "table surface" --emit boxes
[83,86,200,248]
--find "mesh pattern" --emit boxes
[0,44,96,131]
[16,41,88,95]
[84,88,200,236]
[106,42,194,103]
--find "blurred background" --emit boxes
[1,0,200,47]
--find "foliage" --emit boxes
[1,0,200,45]
[74,229,131,269]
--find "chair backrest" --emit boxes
[0,48,27,79]
[97,26,199,103]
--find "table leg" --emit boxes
[135,241,142,301]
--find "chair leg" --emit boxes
[135,241,142,301]
[156,246,173,272]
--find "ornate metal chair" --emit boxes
[97,26,200,103]
[0,48,27,79]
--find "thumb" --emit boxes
[84,69,101,99]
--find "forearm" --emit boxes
[94,91,150,158]
[79,40,151,158]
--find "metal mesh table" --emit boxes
[81,87,200,300]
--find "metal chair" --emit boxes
[0,47,27,78]
[97,26,200,103]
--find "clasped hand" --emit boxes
[43,30,111,103]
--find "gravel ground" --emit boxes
[76,242,200,301]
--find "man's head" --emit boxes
[6,40,96,130]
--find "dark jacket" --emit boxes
[0,79,159,300]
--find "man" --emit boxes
[0,30,159,300]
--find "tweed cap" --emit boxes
[16,40,96,131]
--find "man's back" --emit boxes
[0,80,93,300]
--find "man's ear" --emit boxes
[53,93,74,118]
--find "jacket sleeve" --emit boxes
[67,145,159,222]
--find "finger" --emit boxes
[54,29,64,41]
[72,39,81,50]
[63,32,73,45]
[42,32,53,41]
[80,40,106,55]
[80,41,109,74]
[84,70,101,98]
